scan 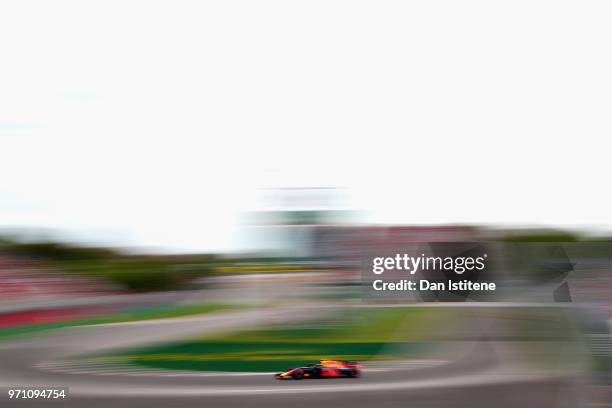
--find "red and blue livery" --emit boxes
[275,360,362,380]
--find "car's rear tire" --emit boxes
[292,368,304,380]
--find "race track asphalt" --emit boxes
[0,306,594,408]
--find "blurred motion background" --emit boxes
[1,1,612,407]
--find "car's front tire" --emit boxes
[346,368,360,378]
[292,368,304,380]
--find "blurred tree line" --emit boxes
[0,238,215,292]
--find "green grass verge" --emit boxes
[101,307,445,372]
[0,303,232,341]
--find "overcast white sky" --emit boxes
[1,0,611,252]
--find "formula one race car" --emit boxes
[275,360,362,380]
